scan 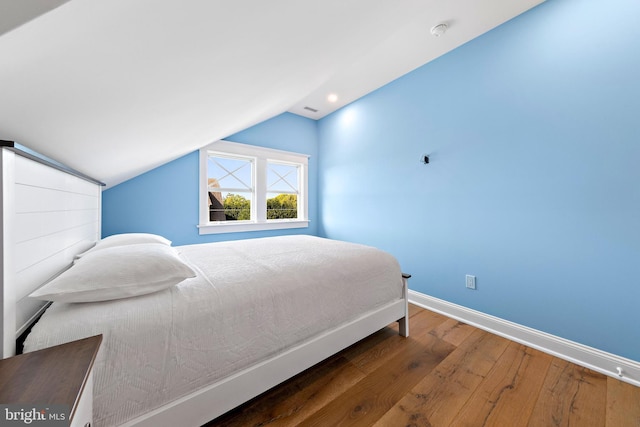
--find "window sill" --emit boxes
[198,220,310,235]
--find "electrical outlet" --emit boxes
[466,275,476,290]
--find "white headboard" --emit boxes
[0,141,104,357]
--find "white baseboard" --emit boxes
[409,290,640,387]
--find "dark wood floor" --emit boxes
[206,304,640,426]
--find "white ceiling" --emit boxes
[0,0,71,36]
[0,0,543,187]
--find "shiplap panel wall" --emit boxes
[1,149,101,357]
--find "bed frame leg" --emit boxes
[399,273,410,337]
[398,317,409,337]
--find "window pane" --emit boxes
[207,154,253,222]
[267,162,298,220]
[267,193,297,219]
[209,190,251,221]
[208,156,252,191]
[267,163,298,194]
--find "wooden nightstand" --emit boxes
[0,335,102,427]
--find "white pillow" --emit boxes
[30,243,195,303]
[76,233,172,259]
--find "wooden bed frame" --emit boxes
[0,141,410,426]
[0,141,104,358]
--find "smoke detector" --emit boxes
[430,23,448,37]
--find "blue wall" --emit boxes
[102,112,318,245]
[317,0,640,361]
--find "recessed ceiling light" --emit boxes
[327,93,338,103]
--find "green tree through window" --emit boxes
[222,193,250,220]
[267,194,297,219]
[220,193,297,220]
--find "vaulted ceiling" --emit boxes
[0,0,543,187]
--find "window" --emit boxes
[267,161,299,219]
[208,154,253,221]
[199,140,309,234]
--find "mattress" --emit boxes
[23,235,403,427]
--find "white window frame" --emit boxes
[199,140,309,234]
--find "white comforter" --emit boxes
[24,235,403,427]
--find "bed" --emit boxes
[0,142,409,427]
